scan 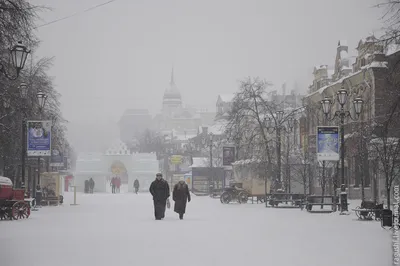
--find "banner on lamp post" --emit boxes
[222,146,235,166]
[316,126,339,161]
[50,149,64,167]
[27,120,52,156]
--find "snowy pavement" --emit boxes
[0,192,393,266]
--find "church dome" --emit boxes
[163,68,182,104]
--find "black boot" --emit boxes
[179,213,183,220]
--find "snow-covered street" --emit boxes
[0,192,392,266]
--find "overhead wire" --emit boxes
[34,0,118,29]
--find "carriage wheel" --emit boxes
[12,201,30,220]
[238,192,249,204]
[220,192,232,204]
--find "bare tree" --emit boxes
[369,100,400,209]
[289,149,311,197]
[226,77,275,167]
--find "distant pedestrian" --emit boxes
[134,179,140,194]
[173,176,191,220]
[116,177,121,193]
[89,178,95,194]
[149,173,170,220]
[110,177,116,194]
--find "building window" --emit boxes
[361,58,366,67]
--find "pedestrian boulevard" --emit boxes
[0,192,391,266]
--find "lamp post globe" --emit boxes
[10,41,30,74]
[36,90,46,109]
[321,97,332,116]
[353,97,364,116]
[287,117,294,128]
[337,88,348,106]
[276,111,284,121]
[19,83,28,99]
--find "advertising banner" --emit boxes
[27,120,52,156]
[222,146,235,166]
[317,126,339,161]
[170,155,183,165]
[50,149,64,167]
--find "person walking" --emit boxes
[88,178,95,194]
[133,179,140,194]
[110,177,116,194]
[149,173,170,220]
[173,176,191,220]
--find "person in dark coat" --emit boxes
[110,177,116,194]
[88,178,95,194]
[133,179,140,194]
[173,177,191,220]
[149,173,170,220]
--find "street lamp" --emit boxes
[32,91,47,197]
[0,41,30,80]
[321,85,364,213]
[37,91,47,109]
[19,83,28,99]
[266,111,296,192]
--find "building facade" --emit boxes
[302,36,400,200]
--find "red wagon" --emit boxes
[0,176,30,220]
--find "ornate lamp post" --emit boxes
[1,41,30,80]
[202,133,216,194]
[266,111,295,192]
[321,86,364,213]
[32,91,47,196]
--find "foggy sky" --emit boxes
[30,0,384,152]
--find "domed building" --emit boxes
[162,68,182,117]
[154,68,203,131]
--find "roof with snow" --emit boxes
[190,157,220,168]
[0,176,12,186]
[217,94,235,103]
[338,40,348,47]
[105,140,131,156]
[386,43,400,56]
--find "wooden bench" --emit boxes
[353,201,383,220]
[303,195,347,213]
[41,196,62,206]
[266,193,306,208]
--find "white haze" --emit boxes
[30,0,383,152]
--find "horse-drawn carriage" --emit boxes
[220,159,272,204]
[0,176,31,220]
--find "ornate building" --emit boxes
[162,68,182,117]
[154,69,203,131]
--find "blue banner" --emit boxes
[27,120,52,156]
[317,126,339,161]
[50,149,64,167]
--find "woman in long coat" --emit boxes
[173,177,191,220]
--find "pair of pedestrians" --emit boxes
[149,173,191,220]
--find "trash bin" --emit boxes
[381,209,393,227]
